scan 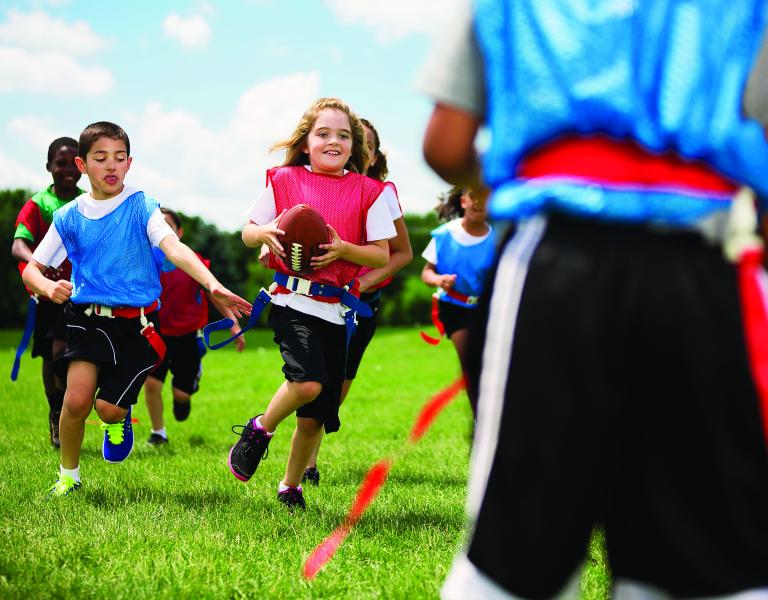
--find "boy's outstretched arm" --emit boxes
[206,291,246,352]
[159,235,252,318]
[423,103,485,195]
[21,259,72,303]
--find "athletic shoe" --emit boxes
[228,415,272,482]
[173,399,191,422]
[147,433,169,446]
[48,475,81,498]
[277,486,306,510]
[49,410,61,449]
[101,406,134,463]
[302,467,320,486]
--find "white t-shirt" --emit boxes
[31,186,176,268]
[422,218,493,265]
[246,167,398,324]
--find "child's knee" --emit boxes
[144,376,163,394]
[296,416,323,434]
[290,380,322,403]
[94,399,128,424]
[63,389,94,419]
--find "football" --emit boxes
[277,204,330,274]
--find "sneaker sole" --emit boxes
[227,445,251,482]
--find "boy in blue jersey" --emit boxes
[23,121,252,497]
[420,1,768,598]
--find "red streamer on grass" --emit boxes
[302,377,466,580]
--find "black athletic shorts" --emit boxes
[438,299,478,338]
[147,331,203,395]
[445,215,768,599]
[61,303,162,407]
[268,304,347,434]
[31,299,67,360]
[345,289,381,380]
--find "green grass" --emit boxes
[0,327,610,599]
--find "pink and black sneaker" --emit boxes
[277,485,306,510]
[227,415,272,482]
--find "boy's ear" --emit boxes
[74,156,87,174]
[177,227,184,239]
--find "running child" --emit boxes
[420,185,495,417]
[302,117,413,486]
[23,121,251,497]
[11,137,84,448]
[144,207,245,446]
[228,97,396,510]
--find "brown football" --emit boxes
[277,204,329,274]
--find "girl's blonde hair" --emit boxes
[270,97,369,174]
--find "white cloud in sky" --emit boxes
[0,47,113,95]
[323,0,464,41]
[0,151,47,190]
[163,13,212,49]
[7,116,58,150]
[0,9,108,56]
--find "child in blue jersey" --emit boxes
[23,121,251,497]
[421,186,495,417]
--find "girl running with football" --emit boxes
[227,98,396,510]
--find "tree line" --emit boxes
[1,188,440,328]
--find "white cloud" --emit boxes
[0,9,108,56]
[323,0,464,41]
[163,13,212,49]
[0,46,113,95]
[7,116,58,150]
[0,151,47,190]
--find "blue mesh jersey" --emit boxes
[473,0,768,224]
[54,191,162,307]
[432,222,497,307]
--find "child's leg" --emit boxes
[60,361,98,470]
[144,376,164,431]
[283,417,324,487]
[94,399,129,424]
[262,380,322,432]
[449,328,475,415]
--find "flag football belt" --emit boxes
[10,295,39,381]
[420,290,480,345]
[83,300,166,369]
[202,272,373,351]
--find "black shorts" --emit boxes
[147,331,203,395]
[31,300,67,360]
[61,303,162,407]
[345,289,381,380]
[446,216,768,598]
[438,299,478,338]
[268,305,347,434]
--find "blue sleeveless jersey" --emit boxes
[54,191,162,307]
[432,221,497,307]
[473,0,768,224]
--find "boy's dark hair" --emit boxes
[47,137,78,163]
[360,118,389,182]
[435,185,466,222]
[78,121,130,159]
[160,207,182,230]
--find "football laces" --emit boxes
[291,242,303,272]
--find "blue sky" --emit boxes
[0,0,458,230]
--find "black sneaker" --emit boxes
[302,467,320,486]
[173,400,191,422]
[228,416,272,482]
[147,433,169,446]
[277,486,306,510]
[49,411,61,449]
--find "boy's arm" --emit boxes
[159,235,252,317]
[358,217,413,292]
[11,238,33,263]
[422,261,456,290]
[206,291,246,352]
[22,259,72,303]
[311,226,389,270]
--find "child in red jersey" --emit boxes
[143,208,245,446]
[11,137,84,448]
[227,98,396,510]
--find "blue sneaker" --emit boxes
[102,406,134,463]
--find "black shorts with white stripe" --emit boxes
[62,303,161,407]
[451,215,768,598]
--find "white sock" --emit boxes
[60,465,80,483]
[278,481,302,493]
[255,416,274,435]
[151,428,167,438]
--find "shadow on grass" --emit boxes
[82,486,238,509]
[339,468,466,488]
[314,504,464,531]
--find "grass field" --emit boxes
[0,326,610,599]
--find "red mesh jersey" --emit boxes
[157,254,211,336]
[267,167,385,298]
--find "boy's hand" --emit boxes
[209,286,252,318]
[312,224,347,269]
[48,279,73,304]
[260,212,286,258]
[229,324,246,353]
[439,274,457,290]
